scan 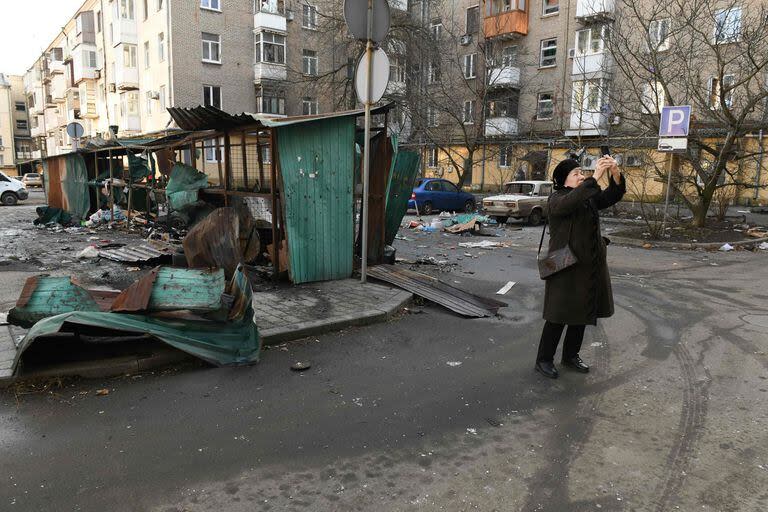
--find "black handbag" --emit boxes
[537,218,577,280]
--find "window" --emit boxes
[76,14,83,34]
[143,0,148,19]
[389,57,405,83]
[543,0,559,15]
[262,145,272,163]
[96,10,102,32]
[257,95,285,115]
[144,41,150,68]
[145,91,153,115]
[302,4,318,29]
[427,106,438,127]
[302,49,318,75]
[202,33,221,63]
[540,38,557,67]
[109,24,113,45]
[123,44,138,68]
[15,102,26,112]
[0,155,4,166]
[463,53,477,79]
[486,96,518,117]
[501,46,518,67]
[16,120,28,130]
[302,97,319,115]
[571,80,604,114]
[204,138,220,162]
[575,27,605,56]
[158,0,164,10]
[463,100,475,124]
[159,85,166,109]
[201,0,221,11]
[203,85,222,109]
[714,7,741,44]
[640,80,665,114]
[649,18,671,51]
[121,0,135,19]
[466,6,479,34]
[427,147,438,167]
[121,91,139,116]
[539,184,552,196]
[499,146,512,167]
[85,50,98,68]
[430,19,443,39]
[708,75,736,109]
[255,32,286,64]
[158,33,165,62]
[537,92,554,120]
[428,61,440,84]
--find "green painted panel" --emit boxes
[8,277,100,326]
[384,144,421,246]
[63,153,91,219]
[148,268,225,311]
[277,117,356,283]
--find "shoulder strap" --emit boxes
[537,219,548,256]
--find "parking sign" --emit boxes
[659,106,691,137]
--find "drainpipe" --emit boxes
[166,0,174,109]
[756,128,764,202]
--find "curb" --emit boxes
[260,290,413,345]
[610,234,768,250]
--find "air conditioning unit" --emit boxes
[108,83,116,93]
[460,34,472,46]
[568,48,576,58]
[150,91,160,100]
[94,70,101,79]
[286,9,294,20]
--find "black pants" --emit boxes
[536,321,586,363]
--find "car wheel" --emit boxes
[528,209,543,226]
[492,216,508,225]
[422,201,434,215]
[463,199,475,213]
[1,193,18,206]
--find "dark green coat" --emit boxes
[542,175,626,325]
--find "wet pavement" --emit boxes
[1,203,768,511]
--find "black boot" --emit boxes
[535,360,559,379]
[561,355,589,373]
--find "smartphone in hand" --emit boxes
[600,145,611,157]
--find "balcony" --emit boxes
[485,116,518,137]
[572,51,613,76]
[488,65,521,88]
[254,1,287,32]
[115,66,139,90]
[575,0,615,20]
[50,74,68,101]
[30,124,44,138]
[44,106,65,131]
[73,11,96,48]
[78,81,98,119]
[121,115,141,133]
[31,150,43,159]
[48,60,66,75]
[112,18,138,47]
[72,47,99,85]
[483,0,528,38]
[254,63,287,83]
[565,111,609,137]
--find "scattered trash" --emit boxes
[642,243,653,249]
[95,389,110,396]
[415,256,449,266]
[496,281,516,295]
[590,342,602,347]
[126,267,141,272]
[98,242,175,263]
[759,242,768,250]
[485,417,502,427]
[394,234,410,241]
[446,361,463,367]
[291,361,312,372]
[458,241,505,249]
[719,243,734,252]
[77,246,100,259]
[747,228,768,238]
[466,428,477,435]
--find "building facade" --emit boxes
[0,74,31,175]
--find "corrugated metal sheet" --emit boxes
[367,265,506,318]
[183,207,241,279]
[276,116,356,283]
[8,276,102,326]
[385,143,421,246]
[98,242,175,262]
[43,153,91,219]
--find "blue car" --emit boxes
[408,178,476,215]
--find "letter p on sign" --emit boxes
[659,106,691,137]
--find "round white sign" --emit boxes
[355,48,390,105]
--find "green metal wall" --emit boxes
[385,147,421,246]
[276,117,356,283]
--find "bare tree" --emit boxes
[608,0,768,227]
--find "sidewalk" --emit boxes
[0,279,412,384]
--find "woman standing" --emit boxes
[535,156,625,379]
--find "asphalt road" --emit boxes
[1,209,768,511]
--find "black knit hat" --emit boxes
[552,158,581,190]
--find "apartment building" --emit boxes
[0,74,31,175]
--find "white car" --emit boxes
[0,171,29,206]
[481,181,554,225]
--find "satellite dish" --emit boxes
[355,48,390,105]
[344,0,391,43]
[66,122,84,138]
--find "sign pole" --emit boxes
[361,0,373,283]
[662,156,674,234]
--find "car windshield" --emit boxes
[27,174,40,178]
[504,183,534,195]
